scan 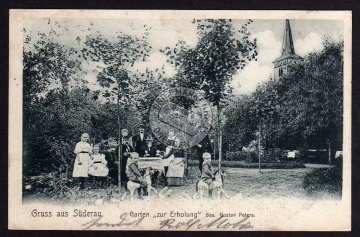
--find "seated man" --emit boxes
[126,152,148,198]
[201,152,214,197]
[140,138,158,157]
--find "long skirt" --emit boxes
[166,158,185,186]
[72,153,90,177]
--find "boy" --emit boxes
[201,152,214,197]
[126,152,148,198]
[120,128,133,184]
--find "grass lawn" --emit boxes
[23,162,341,205]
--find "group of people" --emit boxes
[72,133,109,189]
[118,124,190,183]
[72,124,215,198]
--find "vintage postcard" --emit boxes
[9,10,351,231]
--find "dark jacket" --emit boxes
[131,133,150,154]
[197,136,213,158]
[140,145,157,157]
[126,161,142,179]
[201,163,214,181]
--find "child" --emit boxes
[88,145,109,186]
[126,152,148,198]
[120,128,133,185]
[201,152,214,197]
[73,133,92,189]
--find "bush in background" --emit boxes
[188,159,305,169]
[225,148,283,163]
[303,158,342,195]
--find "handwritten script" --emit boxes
[159,216,253,230]
[82,212,253,230]
[82,213,144,230]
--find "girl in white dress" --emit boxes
[73,133,92,189]
[88,145,109,177]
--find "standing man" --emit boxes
[131,124,151,155]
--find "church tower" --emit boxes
[273,19,303,81]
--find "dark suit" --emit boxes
[131,133,150,154]
[140,145,157,157]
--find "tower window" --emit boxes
[279,67,283,77]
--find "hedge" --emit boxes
[187,159,306,169]
[303,158,342,195]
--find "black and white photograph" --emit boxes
[9,10,351,230]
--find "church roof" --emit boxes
[282,19,295,55]
[273,53,303,63]
[273,19,303,63]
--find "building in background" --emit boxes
[273,19,303,81]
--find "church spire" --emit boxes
[281,19,295,56]
[273,19,303,81]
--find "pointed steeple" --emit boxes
[282,19,295,55]
[273,19,303,81]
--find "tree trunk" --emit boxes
[258,121,261,173]
[328,140,332,166]
[65,164,69,178]
[117,89,122,194]
[219,129,222,170]
[213,136,217,163]
[217,106,222,170]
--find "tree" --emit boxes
[162,19,258,168]
[84,27,163,189]
[23,24,84,176]
[239,39,343,164]
[223,95,257,152]
[23,21,83,106]
[23,88,102,176]
[278,40,344,163]
[249,80,282,149]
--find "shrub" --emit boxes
[187,159,305,169]
[225,151,254,161]
[225,148,283,163]
[262,148,282,163]
[23,172,74,200]
[303,159,342,195]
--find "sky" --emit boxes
[24,18,344,95]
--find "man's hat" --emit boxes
[138,124,145,129]
[121,129,128,133]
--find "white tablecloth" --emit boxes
[138,157,165,172]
